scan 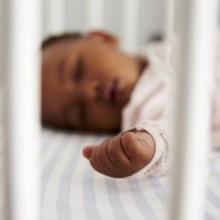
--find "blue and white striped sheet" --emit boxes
[40,129,169,220]
[40,129,220,220]
[0,128,220,220]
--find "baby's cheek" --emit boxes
[86,106,121,131]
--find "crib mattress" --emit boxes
[0,128,220,220]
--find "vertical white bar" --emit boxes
[164,0,176,38]
[3,0,42,220]
[1,0,6,218]
[47,0,66,34]
[86,0,104,29]
[121,0,140,53]
[0,0,4,88]
[170,1,217,220]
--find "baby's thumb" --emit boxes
[82,146,95,159]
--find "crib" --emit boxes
[0,0,219,220]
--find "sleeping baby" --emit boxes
[41,30,220,179]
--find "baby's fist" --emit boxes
[83,131,155,178]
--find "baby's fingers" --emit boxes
[121,132,154,165]
[83,146,95,159]
[85,139,121,177]
[106,134,132,167]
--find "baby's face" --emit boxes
[42,36,143,132]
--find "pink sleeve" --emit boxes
[129,121,173,179]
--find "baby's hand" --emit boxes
[82,131,155,178]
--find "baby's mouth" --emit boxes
[103,79,120,106]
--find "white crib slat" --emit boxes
[47,0,66,34]
[0,0,3,88]
[4,0,42,219]
[170,0,217,220]
[121,0,140,53]
[86,0,104,29]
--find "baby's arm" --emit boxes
[82,130,155,178]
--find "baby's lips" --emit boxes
[103,79,116,104]
[102,79,126,107]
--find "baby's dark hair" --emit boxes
[41,32,84,50]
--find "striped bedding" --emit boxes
[1,128,220,220]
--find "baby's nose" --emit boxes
[84,79,100,101]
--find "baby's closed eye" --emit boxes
[73,56,85,82]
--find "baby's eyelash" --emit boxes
[73,57,84,81]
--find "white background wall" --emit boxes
[1,0,220,86]
[41,0,165,50]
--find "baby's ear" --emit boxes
[87,30,119,47]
